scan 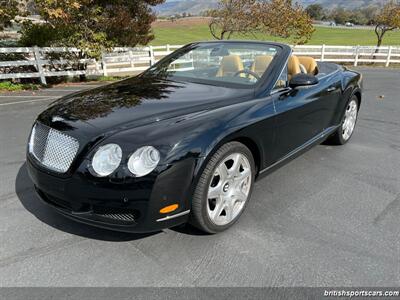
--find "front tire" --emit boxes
[326,95,359,145]
[190,142,255,234]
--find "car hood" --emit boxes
[38,76,253,138]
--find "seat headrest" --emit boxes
[288,55,301,79]
[297,56,318,75]
[216,55,244,77]
[251,55,273,76]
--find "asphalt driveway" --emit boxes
[0,69,399,287]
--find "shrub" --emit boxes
[19,23,61,47]
[0,81,40,91]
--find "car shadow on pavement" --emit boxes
[170,223,210,236]
[15,163,159,242]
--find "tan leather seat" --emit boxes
[250,55,273,76]
[216,55,244,77]
[288,55,301,80]
[297,56,318,75]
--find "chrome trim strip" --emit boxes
[259,125,339,175]
[156,210,191,222]
[270,87,291,96]
[270,48,292,95]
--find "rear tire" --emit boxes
[189,142,255,234]
[326,95,359,145]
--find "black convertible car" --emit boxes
[27,41,362,234]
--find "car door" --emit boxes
[272,69,341,161]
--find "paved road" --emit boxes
[0,70,399,287]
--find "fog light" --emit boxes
[160,204,179,214]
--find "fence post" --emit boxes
[33,46,46,85]
[101,51,108,76]
[93,58,100,75]
[321,44,325,62]
[128,50,134,69]
[166,44,170,52]
[149,46,155,66]
[354,45,360,66]
[386,46,392,67]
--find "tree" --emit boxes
[360,6,378,25]
[207,0,258,40]
[347,10,367,25]
[306,4,324,20]
[374,1,400,49]
[0,0,19,31]
[207,0,314,44]
[21,0,164,58]
[256,0,314,45]
[329,7,350,25]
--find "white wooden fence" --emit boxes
[0,46,99,85]
[292,45,400,66]
[1,44,399,84]
[100,45,182,77]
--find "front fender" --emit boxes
[106,96,275,209]
[333,70,363,125]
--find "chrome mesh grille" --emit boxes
[29,122,79,173]
[99,213,136,222]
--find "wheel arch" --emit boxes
[188,133,263,231]
[353,89,362,108]
[192,132,264,191]
[187,110,272,206]
[228,136,262,176]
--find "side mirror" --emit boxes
[289,73,319,88]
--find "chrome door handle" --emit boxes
[327,87,337,92]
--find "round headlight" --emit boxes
[91,144,122,177]
[128,146,160,177]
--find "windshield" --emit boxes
[144,42,280,87]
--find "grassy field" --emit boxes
[151,20,400,46]
[0,81,39,92]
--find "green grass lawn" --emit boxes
[0,81,39,92]
[151,25,400,46]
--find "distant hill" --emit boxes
[155,0,388,16]
[299,0,387,9]
[154,0,218,16]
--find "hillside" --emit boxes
[155,0,388,16]
[154,0,218,16]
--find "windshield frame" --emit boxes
[141,41,285,90]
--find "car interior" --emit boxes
[163,44,323,87]
[250,55,274,77]
[216,55,245,77]
[211,54,320,85]
[215,54,318,79]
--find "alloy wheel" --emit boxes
[206,153,252,226]
[342,99,358,141]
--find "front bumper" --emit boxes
[27,156,199,233]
